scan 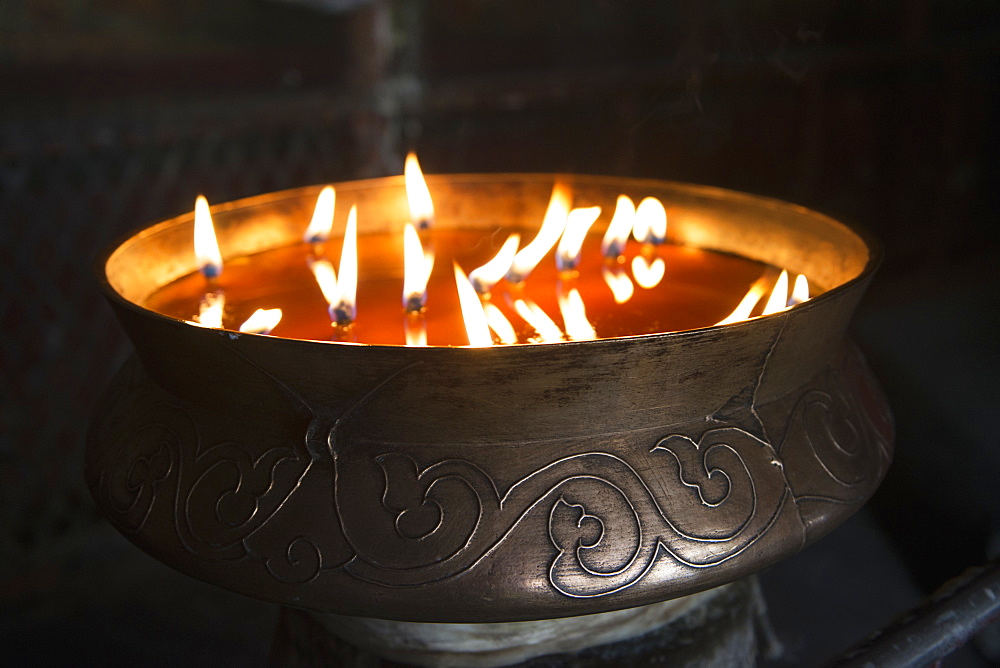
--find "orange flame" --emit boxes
[557,287,596,341]
[194,195,223,278]
[239,308,282,335]
[762,269,789,316]
[631,255,665,289]
[194,290,225,328]
[405,152,434,229]
[331,205,358,325]
[403,222,434,311]
[556,206,601,272]
[513,298,564,343]
[483,302,518,344]
[790,273,810,305]
[507,183,571,283]
[601,195,635,258]
[453,263,492,347]
[602,265,635,304]
[633,197,667,245]
[716,278,768,325]
[469,233,520,295]
[303,186,336,243]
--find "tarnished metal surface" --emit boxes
[86,175,892,622]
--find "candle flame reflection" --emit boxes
[239,308,282,334]
[602,265,635,304]
[404,313,428,347]
[304,186,335,244]
[454,263,493,347]
[633,197,667,245]
[483,302,518,344]
[469,233,520,295]
[513,299,564,343]
[194,195,223,279]
[403,222,434,311]
[405,153,434,229]
[507,183,570,283]
[762,269,789,316]
[631,255,665,289]
[556,206,601,272]
[601,195,635,258]
[557,287,597,341]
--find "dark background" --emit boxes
[1,1,998,665]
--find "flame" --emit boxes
[303,186,336,243]
[631,255,665,289]
[557,287,596,341]
[308,258,339,305]
[404,314,428,347]
[556,206,601,272]
[602,265,635,304]
[790,273,810,305]
[716,278,768,325]
[405,152,434,229]
[469,233,520,295]
[507,183,571,283]
[762,269,789,316]
[483,302,518,344]
[195,290,225,328]
[194,195,223,278]
[513,299,564,343]
[331,205,359,325]
[239,308,282,334]
[601,195,635,258]
[453,263,493,347]
[632,197,667,245]
[403,222,435,311]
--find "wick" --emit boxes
[417,217,432,231]
[331,302,355,327]
[404,294,426,314]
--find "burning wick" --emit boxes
[330,205,359,326]
[513,298,564,343]
[633,196,667,247]
[403,222,435,312]
[507,183,571,283]
[194,195,223,280]
[789,274,810,306]
[239,308,282,335]
[556,206,601,273]
[601,195,635,259]
[453,263,492,347]
[193,290,225,328]
[303,186,335,245]
[469,233,520,295]
[405,152,435,230]
[762,269,790,316]
[557,284,597,341]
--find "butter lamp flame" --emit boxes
[404,153,435,229]
[790,274,810,306]
[331,205,359,325]
[469,233,520,295]
[601,195,635,258]
[403,222,434,312]
[762,269,790,316]
[303,186,335,244]
[557,287,596,341]
[482,303,518,344]
[717,278,768,325]
[194,195,223,279]
[556,206,601,272]
[513,298,564,343]
[633,196,667,246]
[239,308,282,335]
[453,263,493,347]
[194,290,225,328]
[507,183,570,283]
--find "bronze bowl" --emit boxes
[87,174,893,623]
